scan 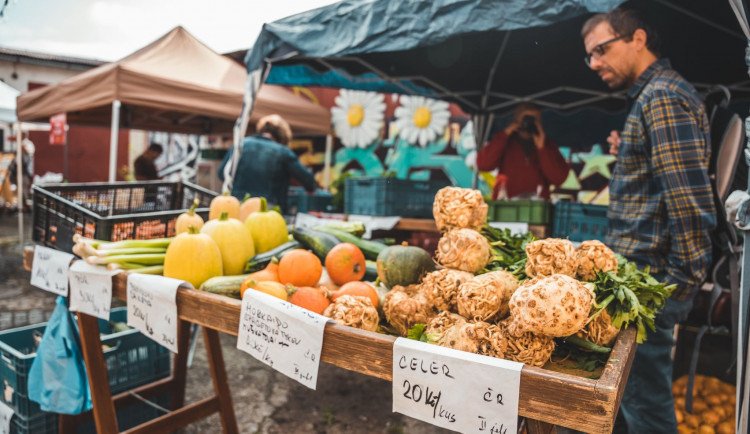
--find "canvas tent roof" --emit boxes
[0,80,19,124]
[16,26,330,135]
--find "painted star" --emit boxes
[578,153,616,180]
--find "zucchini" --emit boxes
[244,240,301,273]
[364,260,378,281]
[292,226,340,261]
[313,226,386,260]
[313,221,366,237]
[199,274,250,299]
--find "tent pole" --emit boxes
[109,100,121,182]
[324,134,333,189]
[15,123,23,245]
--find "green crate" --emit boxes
[486,200,551,225]
[552,201,609,242]
[344,177,449,217]
[0,307,170,426]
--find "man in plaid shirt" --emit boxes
[582,7,716,433]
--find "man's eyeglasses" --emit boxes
[584,33,632,67]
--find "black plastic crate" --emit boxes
[0,307,170,423]
[7,411,58,434]
[32,181,216,252]
[344,177,449,217]
[552,201,609,242]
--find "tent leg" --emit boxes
[109,100,121,182]
[324,134,333,189]
[15,123,23,245]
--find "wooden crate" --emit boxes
[23,248,636,433]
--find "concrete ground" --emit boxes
[0,213,451,433]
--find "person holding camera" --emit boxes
[476,102,568,200]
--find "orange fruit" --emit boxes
[288,286,331,315]
[325,242,366,285]
[330,281,379,308]
[278,249,323,287]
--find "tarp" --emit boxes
[16,26,330,135]
[244,0,748,115]
[0,80,19,124]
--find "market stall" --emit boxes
[14,26,331,182]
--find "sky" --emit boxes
[0,0,339,61]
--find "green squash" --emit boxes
[376,244,435,288]
[244,198,289,254]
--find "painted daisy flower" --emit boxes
[331,90,385,148]
[393,95,450,147]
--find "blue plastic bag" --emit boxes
[28,296,92,414]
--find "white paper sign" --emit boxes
[237,290,331,389]
[126,274,186,353]
[294,213,345,229]
[488,221,530,235]
[348,215,401,238]
[392,338,523,434]
[0,401,12,434]
[69,261,120,320]
[30,246,74,295]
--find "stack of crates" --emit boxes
[0,308,171,433]
[344,177,449,217]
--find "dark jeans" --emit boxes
[619,296,695,434]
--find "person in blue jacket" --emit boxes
[218,114,318,213]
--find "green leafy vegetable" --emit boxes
[479,225,536,280]
[590,255,676,343]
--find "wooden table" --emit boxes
[24,247,636,433]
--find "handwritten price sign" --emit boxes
[126,274,186,353]
[392,338,523,434]
[0,401,13,434]
[69,261,119,320]
[30,246,73,296]
[237,290,330,389]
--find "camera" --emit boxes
[520,115,538,135]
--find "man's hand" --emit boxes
[607,130,621,155]
[533,118,546,149]
[504,122,519,136]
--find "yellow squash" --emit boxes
[163,226,223,288]
[239,193,263,222]
[175,199,204,235]
[209,191,240,220]
[201,212,255,275]
[244,197,289,254]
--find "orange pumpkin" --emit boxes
[246,258,280,282]
[239,194,263,222]
[278,249,323,287]
[240,280,287,300]
[209,191,240,220]
[330,281,379,308]
[287,286,331,315]
[325,242,366,285]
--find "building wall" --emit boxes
[0,61,86,93]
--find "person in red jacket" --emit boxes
[476,103,569,200]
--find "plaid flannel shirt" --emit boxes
[607,59,716,300]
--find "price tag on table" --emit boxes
[237,290,331,389]
[69,261,120,320]
[392,338,523,434]
[0,401,13,434]
[30,246,74,296]
[126,274,187,353]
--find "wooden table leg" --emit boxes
[203,327,239,434]
[169,319,191,411]
[526,419,557,434]
[78,313,118,434]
